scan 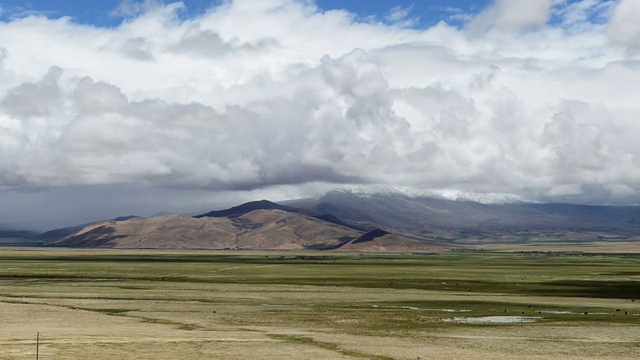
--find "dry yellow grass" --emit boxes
[1,249,639,359]
[2,287,639,359]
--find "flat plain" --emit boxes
[1,248,639,359]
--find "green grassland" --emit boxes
[1,249,639,359]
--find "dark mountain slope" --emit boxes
[289,190,640,243]
[197,199,365,231]
[195,200,299,218]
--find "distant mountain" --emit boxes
[49,209,441,252]
[288,190,640,244]
[36,189,640,251]
[37,216,140,242]
[0,229,43,246]
[0,229,40,239]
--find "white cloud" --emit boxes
[384,5,418,27]
[609,0,640,49]
[555,0,615,28]
[1,66,63,118]
[0,0,639,228]
[112,0,170,17]
[386,5,412,22]
[467,0,552,34]
[74,78,129,113]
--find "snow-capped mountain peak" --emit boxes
[338,185,525,204]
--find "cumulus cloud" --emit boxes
[0,47,6,65]
[467,0,552,34]
[1,66,63,118]
[117,36,156,61]
[609,0,640,49]
[0,0,639,228]
[169,27,277,58]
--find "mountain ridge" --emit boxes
[6,189,640,251]
[48,208,440,252]
[287,190,640,244]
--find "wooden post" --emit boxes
[36,332,39,360]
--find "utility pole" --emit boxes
[36,332,39,360]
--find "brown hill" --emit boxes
[49,214,236,249]
[49,209,445,252]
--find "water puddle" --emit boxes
[443,316,540,324]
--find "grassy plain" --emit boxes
[1,248,639,359]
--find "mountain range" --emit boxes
[7,189,640,251]
[288,191,640,244]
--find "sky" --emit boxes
[1,0,640,230]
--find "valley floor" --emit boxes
[0,249,639,359]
